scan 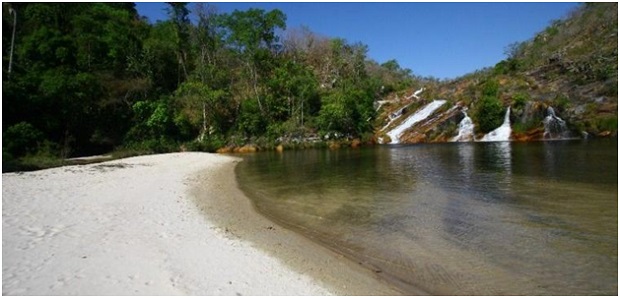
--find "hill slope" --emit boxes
[376,3,617,143]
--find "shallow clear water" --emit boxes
[236,140,618,295]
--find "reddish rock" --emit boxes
[216,147,233,154]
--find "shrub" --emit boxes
[553,94,570,112]
[595,116,618,132]
[3,122,43,157]
[475,95,505,133]
[185,135,226,152]
[493,59,521,75]
[237,98,267,136]
[512,92,530,110]
[482,79,500,97]
[317,92,356,135]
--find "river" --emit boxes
[236,139,617,295]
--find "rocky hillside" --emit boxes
[375,3,617,143]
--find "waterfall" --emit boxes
[479,107,512,142]
[413,87,425,99]
[387,100,447,144]
[451,110,475,142]
[543,106,569,139]
[406,87,425,100]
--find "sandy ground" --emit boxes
[2,152,400,295]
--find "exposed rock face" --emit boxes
[516,101,546,127]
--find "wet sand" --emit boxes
[190,154,404,295]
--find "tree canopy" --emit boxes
[2,2,417,166]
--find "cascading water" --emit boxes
[413,87,425,99]
[387,100,447,144]
[543,106,569,139]
[451,110,475,142]
[406,87,425,100]
[479,107,512,142]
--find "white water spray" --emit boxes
[413,87,425,99]
[480,107,512,142]
[543,106,569,139]
[451,110,475,142]
[406,87,425,100]
[387,100,447,144]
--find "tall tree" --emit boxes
[167,2,191,84]
[220,8,286,112]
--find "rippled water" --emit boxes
[236,140,618,295]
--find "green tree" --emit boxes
[167,2,192,84]
[475,96,505,133]
[219,8,286,112]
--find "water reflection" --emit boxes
[236,140,618,295]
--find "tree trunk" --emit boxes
[200,101,207,141]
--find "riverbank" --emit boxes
[2,152,400,295]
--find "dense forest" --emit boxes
[2,2,423,169]
[2,3,617,171]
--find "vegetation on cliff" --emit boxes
[384,2,617,143]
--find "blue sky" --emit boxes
[135,2,580,79]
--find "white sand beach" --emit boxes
[2,153,400,295]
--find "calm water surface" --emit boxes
[236,140,617,295]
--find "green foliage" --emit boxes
[318,92,355,134]
[316,85,375,136]
[3,122,43,157]
[1,2,394,163]
[471,78,508,133]
[512,92,530,110]
[482,79,500,97]
[512,119,540,134]
[553,94,570,111]
[381,59,400,72]
[475,95,505,133]
[594,116,618,132]
[126,99,178,144]
[493,59,522,75]
[16,2,607,170]
[220,8,286,53]
[185,135,227,152]
[237,97,267,136]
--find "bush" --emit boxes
[126,99,177,143]
[185,135,226,152]
[3,122,44,157]
[512,92,530,110]
[317,92,355,134]
[475,95,505,133]
[553,94,570,112]
[482,79,500,97]
[237,98,267,136]
[595,116,618,132]
[512,119,540,134]
[123,137,178,154]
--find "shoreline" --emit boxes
[2,152,401,295]
[190,155,404,296]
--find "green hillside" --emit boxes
[379,2,618,143]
